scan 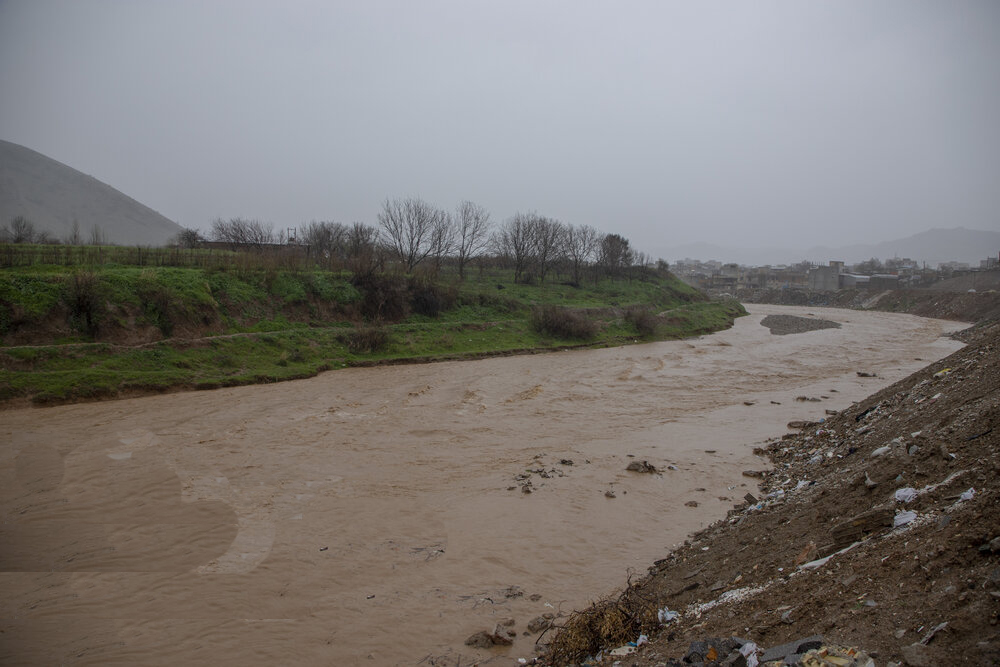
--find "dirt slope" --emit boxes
[543,320,1000,666]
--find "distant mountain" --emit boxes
[0,139,183,245]
[804,227,1000,267]
[656,227,1000,267]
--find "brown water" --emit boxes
[0,305,965,666]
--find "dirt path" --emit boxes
[0,305,966,665]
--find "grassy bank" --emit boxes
[1,264,745,405]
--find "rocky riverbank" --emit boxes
[540,317,999,666]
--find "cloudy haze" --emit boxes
[1,0,998,260]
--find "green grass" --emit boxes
[0,263,745,404]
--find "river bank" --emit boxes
[542,316,999,665]
[0,305,965,666]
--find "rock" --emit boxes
[781,609,794,624]
[559,459,573,465]
[989,536,1000,553]
[742,470,765,478]
[499,617,516,627]
[920,622,947,645]
[503,585,523,598]
[901,642,933,667]
[605,490,616,498]
[759,635,824,664]
[864,472,878,489]
[744,492,759,504]
[831,508,894,548]
[464,631,495,648]
[490,624,514,645]
[626,460,657,473]
[794,541,818,566]
[870,446,891,458]
[857,371,877,377]
[788,420,819,429]
[529,593,543,601]
[527,616,551,633]
[684,640,710,662]
[685,500,699,507]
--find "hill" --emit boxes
[0,139,183,245]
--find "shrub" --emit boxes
[529,305,598,340]
[345,326,390,354]
[352,274,409,322]
[624,306,660,337]
[63,271,104,338]
[408,278,457,317]
[136,272,178,337]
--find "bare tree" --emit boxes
[89,224,106,246]
[492,212,536,283]
[66,219,83,245]
[454,200,492,279]
[563,223,599,285]
[210,217,275,251]
[8,216,36,243]
[377,197,447,272]
[174,227,204,248]
[598,233,633,277]
[530,216,564,283]
[300,221,349,258]
[427,212,456,274]
[346,222,382,276]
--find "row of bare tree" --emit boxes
[1,216,107,245]
[190,198,662,283]
[372,197,656,283]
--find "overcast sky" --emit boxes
[1,0,998,258]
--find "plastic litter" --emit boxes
[740,640,760,667]
[933,368,951,378]
[795,480,811,491]
[870,446,891,458]
[958,487,975,502]
[894,510,918,528]
[657,607,679,624]
[894,487,918,503]
[636,634,649,647]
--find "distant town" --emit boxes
[673,253,1000,292]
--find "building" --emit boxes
[808,261,844,291]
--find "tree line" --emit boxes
[196,197,666,283]
[0,216,107,246]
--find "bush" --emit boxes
[529,305,598,340]
[624,306,660,337]
[136,271,178,337]
[352,274,409,322]
[345,326,390,354]
[63,271,104,338]
[408,278,457,317]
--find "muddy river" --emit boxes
[0,305,966,665]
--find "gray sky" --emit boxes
[1,0,998,259]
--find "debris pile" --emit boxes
[541,320,1000,665]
